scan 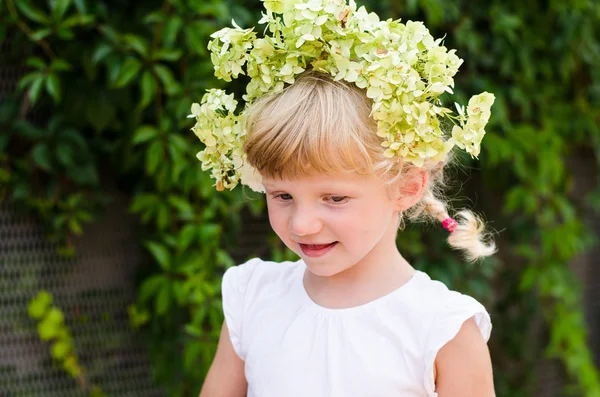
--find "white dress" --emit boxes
[222,258,491,397]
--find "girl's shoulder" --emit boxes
[408,271,492,394]
[222,257,301,295]
[221,258,302,359]
[408,270,491,338]
[410,271,486,309]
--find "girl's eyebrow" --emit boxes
[261,179,283,187]
[262,186,289,194]
[261,183,283,191]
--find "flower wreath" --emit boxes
[189,0,494,193]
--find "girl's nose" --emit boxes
[289,208,323,237]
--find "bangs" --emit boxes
[243,72,380,179]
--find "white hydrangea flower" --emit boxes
[237,158,266,193]
[189,0,495,192]
[189,90,244,191]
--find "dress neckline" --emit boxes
[294,260,422,316]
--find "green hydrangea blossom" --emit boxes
[190,0,495,191]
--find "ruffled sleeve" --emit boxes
[423,291,492,396]
[221,257,262,360]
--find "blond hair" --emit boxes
[243,70,496,262]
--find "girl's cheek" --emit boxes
[267,208,288,233]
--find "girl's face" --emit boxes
[262,171,402,277]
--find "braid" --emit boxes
[421,190,497,262]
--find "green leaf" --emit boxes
[17,73,42,95]
[51,340,70,360]
[163,16,183,48]
[139,275,167,303]
[171,156,187,183]
[32,143,52,171]
[51,59,71,71]
[92,42,113,64]
[72,0,87,13]
[184,324,203,338]
[155,284,172,315]
[168,134,188,151]
[67,164,98,186]
[157,204,169,230]
[124,34,149,57]
[184,22,208,56]
[50,0,71,21]
[45,74,61,102]
[129,193,159,214]
[26,57,46,69]
[12,181,30,200]
[62,356,81,377]
[133,125,158,145]
[113,58,142,88]
[145,241,171,270]
[29,78,44,104]
[12,119,46,139]
[30,28,53,41]
[56,27,75,40]
[173,280,187,305]
[98,24,120,43]
[106,58,121,83]
[178,224,197,252]
[128,304,150,329]
[153,48,183,62]
[199,223,221,241]
[38,319,59,341]
[16,0,50,24]
[145,141,163,175]
[68,218,83,235]
[45,308,65,326]
[178,256,204,275]
[143,10,165,24]
[28,291,53,319]
[61,13,95,28]
[183,340,204,371]
[139,70,156,109]
[153,64,180,95]
[47,116,62,133]
[168,195,193,216]
[216,250,235,268]
[56,141,73,166]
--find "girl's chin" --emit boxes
[304,261,353,278]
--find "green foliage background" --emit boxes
[1,0,599,396]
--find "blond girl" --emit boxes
[190,1,497,396]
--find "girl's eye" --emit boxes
[328,196,348,203]
[275,193,293,201]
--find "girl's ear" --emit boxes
[394,168,428,212]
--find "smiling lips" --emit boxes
[299,242,338,257]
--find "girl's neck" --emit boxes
[302,243,415,310]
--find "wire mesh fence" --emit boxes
[0,196,163,397]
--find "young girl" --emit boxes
[190,1,496,396]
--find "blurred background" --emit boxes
[1,0,599,396]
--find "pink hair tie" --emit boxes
[442,217,458,233]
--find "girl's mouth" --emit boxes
[299,242,338,258]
